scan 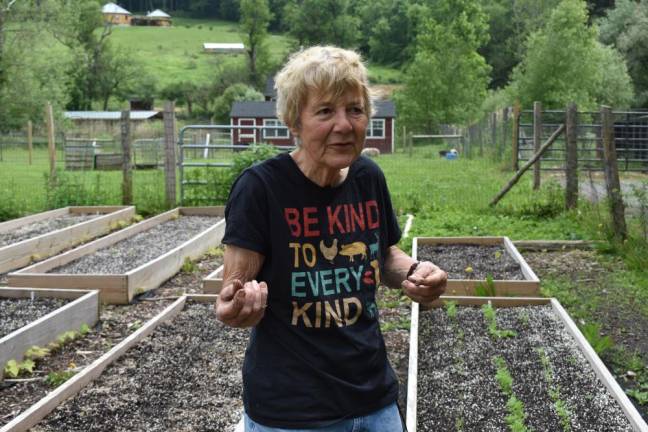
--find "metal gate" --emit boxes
[177,124,294,205]
[518,109,648,171]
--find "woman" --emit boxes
[216,46,447,431]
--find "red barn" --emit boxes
[229,100,396,153]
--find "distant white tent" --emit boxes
[147,9,171,18]
[102,2,131,15]
[203,43,245,54]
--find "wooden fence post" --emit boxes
[502,107,509,161]
[478,121,484,157]
[46,102,56,180]
[491,112,497,157]
[489,125,565,207]
[27,120,33,166]
[565,103,578,210]
[490,124,565,207]
[512,101,521,171]
[533,101,542,190]
[121,110,133,205]
[601,106,627,240]
[408,132,413,157]
[163,101,177,208]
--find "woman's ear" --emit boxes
[290,121,301,137]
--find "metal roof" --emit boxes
[64,111,160,120]
[203,43,245,51]
[147,9,171,18]
[230,100,396,118]
[102,3,131,15]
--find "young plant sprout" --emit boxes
[494,356,530,432]
[482,303,517,339]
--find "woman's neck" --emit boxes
[290,149,349,187]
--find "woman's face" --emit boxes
[292,88,368,170]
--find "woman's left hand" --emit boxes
[402,261,447,304]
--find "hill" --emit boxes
[108,17,402,90]
[108,17,292,89]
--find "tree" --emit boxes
[509,0,633,109]
[0,0,18,89]
[598,0,648,107]
[0,0,72,130]
[396,0,491,132]
[479,0,562,89]
[240,0,272,87]
[212,83,263,123]
[53,0,115,110]
[161,81,199,115]
[353,0,414,66]
[283,0,359,48]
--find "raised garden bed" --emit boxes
[0,206,135,274]
[414,236,539,297]
[0,253,223,429]
[406,296,648,432]
[8,207,226,304]
[203,264,224,294]
[2,294,248,432]
[0,288,99,382]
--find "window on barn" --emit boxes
[367,119,385,138]
[263,119,289,139]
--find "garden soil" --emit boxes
[33,302,248,432]
[0,252,223,428]
[417,243,524,280]
[418,305,633,431]
[2,245,647,427]
[525,249,648,421]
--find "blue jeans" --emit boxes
[243,402,403,432]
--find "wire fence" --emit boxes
[2,104,647,221]
[516,109,648,172]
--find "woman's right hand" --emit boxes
[216,279,268,328]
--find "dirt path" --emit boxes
[524,249,648,421]
[548,172,647,214]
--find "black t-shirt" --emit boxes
[222,152,402,428]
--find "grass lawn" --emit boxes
[0,147,166,219]
[376,149,588,253]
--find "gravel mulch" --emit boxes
[52,216,222,275]
[0,298,69,338]
[417,244,524,280]
[0,251,224,428]
[0,214,98,248]
[417,305,633,432]
[33,302,249,432]
[377,285,412,412]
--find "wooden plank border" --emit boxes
[0,209,69,233]
[203,264,224,294]
[0,206,135,274]
[414,236,540,297]
[405,296,648,432]
[0,294,219,432]
[8,207,225,304]
[0,289,99,382]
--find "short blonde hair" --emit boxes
[274,46,372,130]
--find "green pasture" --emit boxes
[109,18,290,88]
[108,18,402,89]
